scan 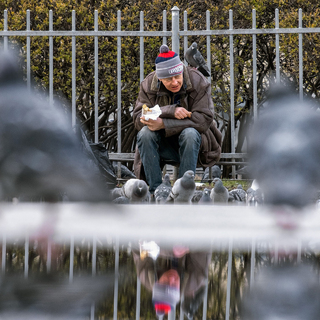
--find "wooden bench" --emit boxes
[109,152,248,180]
[109,152,247,163]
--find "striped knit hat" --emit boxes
[152,283,180,318]
[155,44,183,79]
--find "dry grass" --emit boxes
[195,179,252,191]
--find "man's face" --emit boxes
[160,74,183,93]
[158,269,180,288]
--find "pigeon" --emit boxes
[248,83,320,209]
[0,270,122,320]
[111,186,124,200]
[250,179,260,191]
[112,162,136,179]
[166,170,196,204]
[0,50,110,202]
[228,193,241,203]
[246,188,261,206]
[154,173,172,204]
[112,195,130,204]
[201,165,222,183]
[143,190,152,203]
[246,187,255,206]
[240,264,320,320]
[118,178,149,203]
[199,188,212,204]
[210,178,229,203]
[246,180,264,206]
[228,184,247,203]
[191,190,203,203]
[185,42,210,77]
[231,166,252,179]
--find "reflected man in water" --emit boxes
[133,243,210,319]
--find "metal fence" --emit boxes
[2,7,320,177]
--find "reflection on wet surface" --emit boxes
[2,238,320,319]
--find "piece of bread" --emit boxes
[142,104,151,112]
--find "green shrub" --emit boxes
[1,0,320,155]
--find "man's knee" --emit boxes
[137,126,158,143]
[179,128,201,144]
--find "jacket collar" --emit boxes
[150,65,193,93]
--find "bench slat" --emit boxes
[108,152,248,162]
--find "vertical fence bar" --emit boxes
[299,8,303,102]
[163,10,167,45]
[117,11,122,179]
[202,279,209,320]
[225,239,233,320]
[24,236,29,278]
[135,277,141,320]
[168,306,176,320]
[202,244,212,320]
[72,10,76,128]
[2,235,6,274]
[275,9,280,83]
[69,236,74,283]
[183,11,188,65]
[274,241,279,265]
[206,10,211,84]
[94,10,99,143]
[250,239,255,287]
[297,240,302,263]
[171,7,180,185]
[171,6,180,55]
[47,238,52,273]
[206,10,213,182]
[91,304,95,320]
[4,10,8,51]
[179,292,184,320]
[170,4,180,190]
[91,236,97,320]
[113,238,119,320]
[49,10,53,107]
[92,236,97,276]
[252,9,258,122]
[140,11,144,83]
[229,10,235,179]
[26,10,31,91]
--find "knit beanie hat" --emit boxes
[155,44,184,79]
[152,283,180,318]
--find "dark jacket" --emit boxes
[133,66,222,179]
[132,248,210,298]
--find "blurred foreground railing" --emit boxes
[2,203,320,247]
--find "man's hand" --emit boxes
[140,116,165,131]
[174,107,192,119]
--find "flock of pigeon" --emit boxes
[110,166,263,206]
[111,81,320,210]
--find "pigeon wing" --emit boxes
[155,184,172,203]
[193,51,211,76]
[166,178,180,203]
[185,43,198,68]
